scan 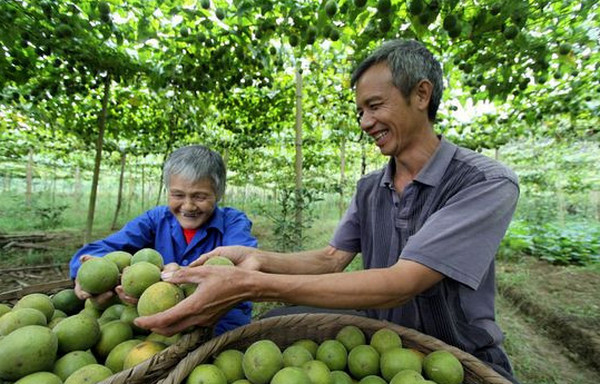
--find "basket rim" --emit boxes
[158,313,512,384]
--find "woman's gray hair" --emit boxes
[351,39,444,121]
[163,145,226,201]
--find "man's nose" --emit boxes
[360,110,375,131]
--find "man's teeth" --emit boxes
[182,212,199,217]
[373,131,388,141]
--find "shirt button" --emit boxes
[181,260,189,266]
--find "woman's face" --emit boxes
[167,174,217,229]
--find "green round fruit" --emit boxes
[390,369,424,384]
[336,325,366,351]
[105,339,142,373]
[132,248,164,269]
[380,347,422,381]
[302,360,331,384]
[94,320,134,359]
[14,293,54,321]
[360,375,387,384]
[52,313,100,353]
[0,308,47,336]
[347,344,379,379]
[77,257,120,295]
[14,371,62,384]
[283,344,314,367]
[53,350,97,381]
[271,366,312,384]
[64,364,113,384]
[204,256,235,266]
[214,349,245,382]
[331,370,353,384]
[325,0,338,18]
[104,250,132,272]
[242,340,283,384]
[51,289,84,315]
[137,282,184,316]
[370,328,402,354]
[186,364,227,384]
[316,339,347,371]
[292,339,319,358]
[122,261,161,298]
[422,350,464,384]
[0,325,58,381]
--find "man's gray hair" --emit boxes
[351,39,444,121]
[163,145,226,201]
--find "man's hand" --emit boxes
[134,264,250,336]
[191,246,261,271]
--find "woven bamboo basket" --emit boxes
[98,326,212,384]
[156,313,512,384]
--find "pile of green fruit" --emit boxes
[184,325,464,384]
[0,248,214,384]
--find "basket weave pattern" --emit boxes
[157,313,512,384]
[98,327,212,384]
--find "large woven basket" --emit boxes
[156,313,512,384]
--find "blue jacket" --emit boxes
[69,205,257,335]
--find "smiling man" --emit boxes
[135,40,520,383]
[69,145,257,335]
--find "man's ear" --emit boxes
[414,79,433,110]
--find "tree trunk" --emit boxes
[294,67,304,243]
[74,166,82,203]
[84,74,111,244]
[126,164,135,216]
[111,150,127,230]
[26,148,33,206]
[339,135,346,219]
[141,161,146,211]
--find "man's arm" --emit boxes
[135,251,442,335]
[194,245,356,275]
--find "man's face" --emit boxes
[355,62,423,157]
[167,174,217,229]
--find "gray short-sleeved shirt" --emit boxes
[331,137,519,355]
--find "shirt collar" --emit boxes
[380,136,457,188]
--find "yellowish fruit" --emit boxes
[137,282,184,316]
[123,340,167,369]
[105,339,142,373]
[122,261,161,298]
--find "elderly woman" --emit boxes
[69,145,256,335]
